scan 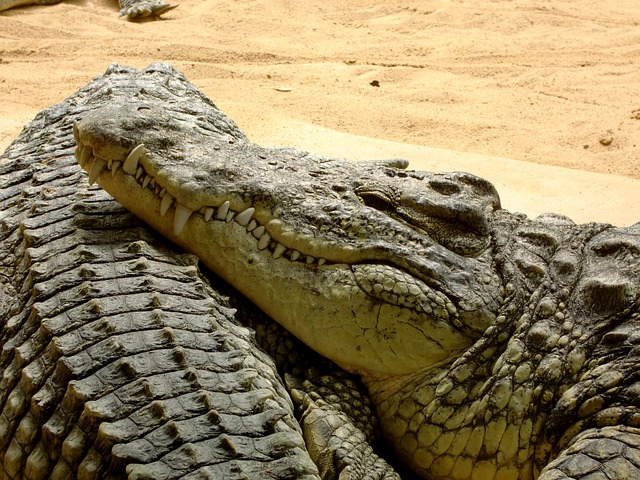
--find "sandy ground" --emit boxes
[1,0,638,225]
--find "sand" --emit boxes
[1,0,638,225]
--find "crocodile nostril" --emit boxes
[429,180,461,196]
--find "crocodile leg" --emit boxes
[539,426,640,479]
[118,0,177,19]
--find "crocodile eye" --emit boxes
[358,192,394,212]
[357,189,488,257]
[429,179,461,196]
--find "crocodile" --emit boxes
[0,63,404,479]
[0,0,176,19]
[73,63,640,479]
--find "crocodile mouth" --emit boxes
[74,128,463,325]
[74,130,330,267]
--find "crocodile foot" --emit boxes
[119,0,177,18]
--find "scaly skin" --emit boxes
[74,65,640,480]
[0,0,177,18]
[0,63,401,479]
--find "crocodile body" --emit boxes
[74,63,640,480]
[0,63,402,479]
[0,0,176,19]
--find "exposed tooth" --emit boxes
[306,255,315,265]
[252,225,265,239]
[318,258,326,266]
[225,211,234,223]
[75,143,83,163]
[159,188,166,198]
[73,121,80,142]
[257,233,270,250]
[174,203,193,236]
[290,250,301,261]
[111,161,121,177]
[160,193,174,216]
[203,207,214,221]
[80,145,93,168]
[88,159,105,185]
[107,159,113,170]
[235,207,255,227]
[216,201,230,220]
[136,167,144,180]
[142,175,152,188]
[123,144,145,175]
[150,178,156,188]
[273,243,287,259]
[246,220,257,232]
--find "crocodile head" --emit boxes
[74,102,505,379]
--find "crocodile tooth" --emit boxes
[142,175,152,188]
[273,243,287,259]
[306,255,316,264]
[216,201,230,220]
[75,143,83,163]
[225,211,234,223]
[159,188,166,198]
[123,144,145,175]
[88,159,105,185]
[252,225,265,239]
[111,161,121,177]
[150,178,156,188]
[257,232,271,250]
[235,207,255,227]
[203,207,214,222]
[80,145,93,168]
[107,159,113,170]
[73,121,80,142]
[290,250,301,261]
[174,203,193,236]
[160,193,174,217]
[318,258,327,266]
[246,220,257,232]
[135,167,144,180]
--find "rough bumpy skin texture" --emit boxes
[74,63,640,480]
[0,64,401,479]
[0,0,176,19]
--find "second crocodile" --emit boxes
[75,63,640,480]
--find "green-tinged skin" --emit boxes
[75,66,640,480]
